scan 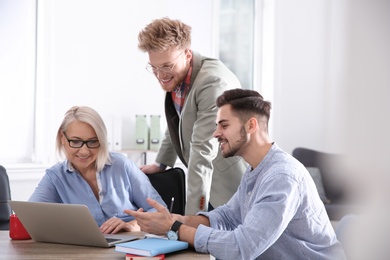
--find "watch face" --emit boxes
[167,230,178,240]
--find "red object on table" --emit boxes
[9,214,31,240]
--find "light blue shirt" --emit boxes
[29,152,166,227]
[195,144,346,260]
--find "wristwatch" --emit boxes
[166,220,183,240]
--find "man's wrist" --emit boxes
[166,220,183,240]
[153,162,167,170]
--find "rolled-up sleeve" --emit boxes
[194,224,214,253]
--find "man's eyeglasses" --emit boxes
[145,51,184,74]
[63,132,100,149]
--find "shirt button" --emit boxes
[248,191,251,196]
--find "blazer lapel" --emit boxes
[165,93,188,167]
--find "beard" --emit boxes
[220,126,247,158]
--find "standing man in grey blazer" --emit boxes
[138,17,247,214]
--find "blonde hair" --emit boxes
[138,17,192,52]
[56,106,111,172]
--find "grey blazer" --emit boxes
[155,51,247,214]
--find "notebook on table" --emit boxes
[115,237,189,257]
[8,200,141,248]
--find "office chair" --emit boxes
[147,167,186,215]
[0,165,12,230]
[292,147,352,220]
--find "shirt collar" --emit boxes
[65,157,112,173]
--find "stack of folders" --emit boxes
[115,237,189,257]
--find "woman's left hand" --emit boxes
[100,218,140,234]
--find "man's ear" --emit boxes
[185,49,192,63]
[246,117,258,133]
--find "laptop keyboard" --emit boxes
[106,238,121,243]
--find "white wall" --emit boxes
[35,0,215,163]
[270,0,348,154]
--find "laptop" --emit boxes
[8,200,142,247]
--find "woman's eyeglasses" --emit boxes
[63,132,100,149]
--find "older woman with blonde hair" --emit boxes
[29,106,165,234]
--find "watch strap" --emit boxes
[171,220,183,232]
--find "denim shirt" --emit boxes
[195,144,346,260]
[29,152,165,226]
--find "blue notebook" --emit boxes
[115,238,189,257]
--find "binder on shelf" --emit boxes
[135,115,148,150]
[149,115,161,151]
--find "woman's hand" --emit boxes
[100,218,140,234]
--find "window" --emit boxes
[218,0,254,89]
[0,0,37,163]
